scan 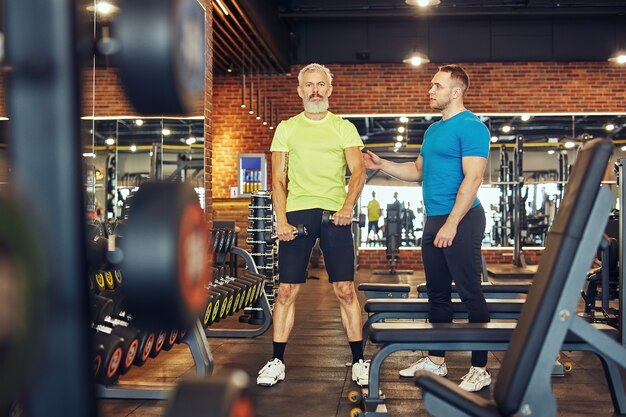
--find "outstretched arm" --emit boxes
[363,150,423,183]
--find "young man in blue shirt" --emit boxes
[363,65,491,392]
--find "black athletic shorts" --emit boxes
[278,208,355,284]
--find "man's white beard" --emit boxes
[303,96,329,113]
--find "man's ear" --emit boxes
[297,85,304,99]
[452,85,462,99]
[327,84,333,97]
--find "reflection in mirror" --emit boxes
[348,113,625,249]
[81,117,205,220]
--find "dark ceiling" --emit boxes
[82,1,626,75]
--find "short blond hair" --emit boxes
[297,63,333,86]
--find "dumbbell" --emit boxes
[90,294,114,324]
[92,322,140,377]
[321,211,366,227]
[264,224,307,244]
[161,329,179,352]
[103,315,154,369]
[92,330,124,385]
[202,291,221,327]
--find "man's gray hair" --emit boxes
[297,63,333,86]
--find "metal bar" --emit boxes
[617,159,626,346]
[5,1,95,416]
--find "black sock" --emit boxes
[273,342,287,362]
[349,341,364,364]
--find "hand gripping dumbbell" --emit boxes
[264,224,308,244]
[321,211,366,227]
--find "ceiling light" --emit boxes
[162,128,171,135]
[609,53,626,64]
[130,145,137,152]
[215,0,229,16]
[398,126,406,133]
[521,114,531,121]
[105,138,115,146]
[185,137,197,145]
[490,136,498,143]
[406,0,441,7]
[86,1,119,16]
[564,141,576,149]
[402,54,430,66]
[82,152,96,158]
[501,125,512,133]
[399,116,409,123]
[396,135,404,141]
[621,146,626,152]
[547,150,555,155]
[605,123,615,131]
[394,142,402,148]
[135,119,143,126]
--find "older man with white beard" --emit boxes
[256,63,369,388]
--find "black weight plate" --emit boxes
[121,182,209,328]
[115,0,205,115]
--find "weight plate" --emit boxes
[121,182,209,328]
[115,0,205,115]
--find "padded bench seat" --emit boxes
[358,283,411,299]
[417,282,531,299]
[365,298,525,314]
[361,299,525,348]
[362,321,619,403]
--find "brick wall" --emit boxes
[203,0,214,260]
[358,247,543,270]
[212,61,626,199]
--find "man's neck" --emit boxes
[440,102,466,120]
[303,110,328,121]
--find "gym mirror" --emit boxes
[349,113,624,249]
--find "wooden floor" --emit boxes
[99,268,622,417]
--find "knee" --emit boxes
[334,282,356,304]
[276,284,298,305]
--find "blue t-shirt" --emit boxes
[421,110,490,216]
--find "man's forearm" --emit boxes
[272,180,289,225]
[379,160,422,182]
[342,165,366,210]
[446,177,482,226]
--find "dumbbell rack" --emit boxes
[246,191,279,307]
[95,318,212,400]
[205,246,273,337]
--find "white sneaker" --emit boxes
[257,358,285,386]
[459,366,491,392]
[351,359,370,387]
[399,357,447,378]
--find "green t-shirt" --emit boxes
[367,198,381,221]
[270,112,364,212]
